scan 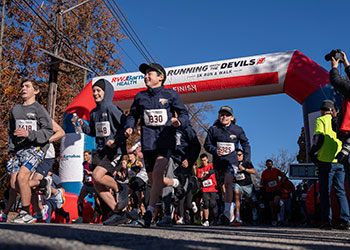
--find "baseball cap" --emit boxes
[320,100,335,111]
[218,106,233,116]
[139,63,166,83]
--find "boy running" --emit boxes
[73,78,126,225]
[124,63,189,227]
[7,79,53,223]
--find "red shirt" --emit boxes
[196,163,218,193]
[260,168,285,192]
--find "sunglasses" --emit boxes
[237,153,243,156]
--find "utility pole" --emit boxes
[47,0,62,119]
[0,0,6,81]
[47,0,91,119]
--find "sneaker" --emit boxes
[65,213,70,224]
[176,217,185,225]
[72,216,83,223]
[191,202,198,213]
[337,220,350,230]
[0,214,7,222]
[41,205,49,220]
[320,221,333,230]
[55,188,65,209]
[271,221,278,226]
[194,218,202,225]
[234,218,243,226]
[143,210,153,228]
[223,209,235,223]
[203,220,209,227]
[157,215,173,227]
[125,210,145,227]
[12,210,34,224]
[43,176,52,200]
[220,214,229,225]
[103,213,128,226]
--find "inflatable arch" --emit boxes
[60,50,342,194]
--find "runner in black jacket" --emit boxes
[124,63,189,227]
[204,106,251,224]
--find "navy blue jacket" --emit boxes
[125,86,189,151]
[171,124,201,167]
[204,120,251,170]
[82,79,126,152]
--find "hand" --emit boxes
[331,57,340,68]
[217,147,224,156]
[181,159,189,168]
[171,117,181,128]
[341,52,350,67]
[106,139,115,148]
[124,128,133,138]
[14,127,29,138]
[238,165,245,171]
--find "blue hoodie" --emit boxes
[204,120,251,170]
[81,79,126,152]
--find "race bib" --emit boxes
[202,179,213,187]
[95,121,111,137]
[217,142,235,155]
[268,180,277,188]
[236,173,245,181]
[144,109,167,126]
[16,120,37,131]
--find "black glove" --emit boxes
[335,151,348,164]
[309,151,319,164]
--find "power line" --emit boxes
[102,0,155,64]
[111,0,156,62]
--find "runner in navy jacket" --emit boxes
[124,63,189,228]
[204,106,251,224]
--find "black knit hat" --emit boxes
[93,79,105,91]
[320,100,334,111]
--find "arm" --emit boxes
[329,67,350,96]
[124,97,140,137]
[239,128,251,162]
[27,107,53,144]
[171,91,189,128]
[49,119,65,143]
[204,127,218,155]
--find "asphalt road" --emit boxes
[0,223,349,250]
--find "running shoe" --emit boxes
[12,210,34,224]
[55,188,66,209]
[191,202,198,213]
[176,217,185,225]
[143,210,153,228]
[43,176,52,200]
[202,220,209,227]
[41,205,49,220]
[0,214,7,222]
[157,215,173,227]
[234,218,243,226]
[72,216,83,223]
[125,209,145,227]
[103,213,128,226]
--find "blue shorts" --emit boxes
[6,147,45,175]
[234,183,253,198]
[36,158,54,177]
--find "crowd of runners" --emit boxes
[0,60,349,230]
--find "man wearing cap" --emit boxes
[124,63,189,228]
[204,106,251,224]
[309,100,350,230]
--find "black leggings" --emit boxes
[202,192,217,210]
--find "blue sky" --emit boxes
[113,0,350,168]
